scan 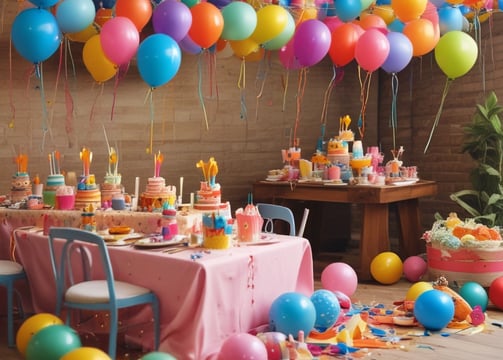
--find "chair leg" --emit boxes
[152,297,160,351]
[108,309,118,360]
[7,281,15,348]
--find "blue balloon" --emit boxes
[269,292,316,339]
[311,289,341,332]
[388,19,405,33]
[29,0,59,8]
[334,0,361,22]
[56,0,96,34]
[438,6,464,35]
[12,8,62,64]
[381,32,413,74]
[137,34,182,88]
[414,289,455,331]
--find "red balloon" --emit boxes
[489,276,503,310]
[188,2,224,49]
[115,0,152,32]
[355,28,390,72]
[328,23,361,67]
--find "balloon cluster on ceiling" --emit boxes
[9,0,496,89]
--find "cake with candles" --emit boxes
[10,153,32,203]
[43,151,65,207]
[139,151,177,211]
[194,157,231,217]
[101,146,123,208]
[74,147,101,210]
[327,138,350,166]
[337,114,355,142]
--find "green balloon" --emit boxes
[181,0,199,8]
[141,351,177,360]
[221,2,257,41]
[26,324,82,360]
[434,31,478,79]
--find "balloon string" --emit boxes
[238,58,247,120]
[358,70,372,139]
[255,50,269,121]
[391,73,399,150]
[424,77,453,154]
[281,70,289,112]
[293,68,307,148]
[37,63,49,152]
[320,65,344,126]
[8,29,15,128]
[197,52,209,131]
[63,39,75,147]
[88,83,104,140]
[110,66,121,121]
[149,88,154,155]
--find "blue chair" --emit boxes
[48,227,160,359]
[256,203,296,236]
[0,259,27,347]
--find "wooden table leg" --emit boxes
[396,199,423,257]
[359,203,390,281]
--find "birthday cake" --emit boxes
[101,146,122,208]
[74,147,101,210]
[327,138,350,166]
[43,174,65,207]
[337,114,355,142]
[10,153,31,203]
[194,157,231,217]
[139,177,177,210]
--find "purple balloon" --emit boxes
[381,31,413,74]
[179,34,202,55]
[152,0,192,42]
[293,19,331,67]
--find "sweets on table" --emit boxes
[194,157,231,217]
[75,147,101,211]
[101,146,123,208]
[43,151,65,207]
[139,151,177,211]
[10,153,32,203]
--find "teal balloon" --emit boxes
[11,8,62,64]
[181,0,199,7]
[137,34,182,88]
[141,352,177,360]
[263,11,295,51]
[56,0,96,34]
[221,2,257,41]
[434,31,478,79]
[459,281,489,312]
[25,324,81,360]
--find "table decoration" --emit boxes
[235,193,263,242]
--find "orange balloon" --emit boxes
[329,23,362,67]
[403,18,439,57]
[391,0,427,22]
[115,0,152,32]
[358,13,387,30]
[243,47,265,62]
[188,2,224,49]
[95,8,113,27]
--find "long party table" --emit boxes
[253,179,437,280]
[12,228,313,360]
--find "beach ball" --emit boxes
[405,281,434,301]
[320,262,358,296]
[140,352,177,360]
[414,289,455,331]
[256,332,289,360]
[489,276,503,310]
[217,333,268,360]
[25,324,82,360]
[459,281,488,312]
[370,252,403,284]
[61,347,112,360]
[16,313,64,356]
[310,289,341,332]
[403,255,428,282]
[269,292,316,339]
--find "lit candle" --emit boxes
[134,176,140,201]
[154,151,163,177]
[190,192,194,209]
[179,176,184,203]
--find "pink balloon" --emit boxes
[323,16,343,32]
[403,256,428,282]
[217,333,267,360]
[279,40,301,70]
[354,28,390,72]
[320,262,358,297]
[100,16,140,65]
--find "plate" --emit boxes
[134,234,189,248]
[265,175,284,182]
[236,235,280,246]
[390,179,419,186]
[323,182,347,186]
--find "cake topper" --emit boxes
[154,150,163,178]
[196,157,218,187]
[79,147,92,177]
[15,153,28,174]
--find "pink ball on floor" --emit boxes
[403,255,428,282]
[320,262,358,296]
[217,333,267,360]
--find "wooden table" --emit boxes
[253,180,437,280]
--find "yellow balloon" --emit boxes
[16,313,63,356]
[370,252,403,285]
[230,38,260,58]
[405,281,434,301]
[66,23,99,43]
[251,4,289,44]
[60,347,112,360]
[83,35,118,83]
[292,7,318,25]
[372,5,396,25]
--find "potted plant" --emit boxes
[450,91,503,227]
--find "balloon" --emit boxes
[25,324,82,360]
[334,0,362,22]
[188,2,224,49]
[355,28,390,72]
[438,5,463,35]
[66,23,99,43]
[29,0,59,7]
[16,313,63,356]
[329,22,361,67]
[115,0,153,32]
[100,16,140,65]
[434,30,478,79]
[402,255,428,282]
[310,289,341,332]
[489,276,503,310]
[256,332,289,360]
[459,282,489,312]
[269,292,316,339]
[405,281,434,301]
[55,0,95,34]
[279,41,302,70]
[263,10,295,50]
[242,47,265,62]
[83,35,118,83]
[372,4,395,24]
[152,0,192,42]
[60,347,112,360]
[251,4,289,44]
[230,38,259,58]
[323,16,344,32]
[381,31,412,73]
[140,352,177,360]
[182,0,200,8]
[137,34,182,88]
[403,18,438,56]
[179,34,203,55]
[221,2,257,41]
[391,0,428,22]
[388,18,405,32]
[370,252,403,284]
[11,8,62,64]
[217,333,268,360]
[95,8,113,27]
[320,262,358,296]
[414,289,455,330]
[359,13,388,30]
[293,19,331,67]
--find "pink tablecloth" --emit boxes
[13,229,314,360]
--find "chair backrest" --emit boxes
[256,203,296,236]
[48,227,117,309]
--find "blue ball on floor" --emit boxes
[414,289,455,331]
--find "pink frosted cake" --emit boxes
[194,181,230,214]
[139,176,176,211]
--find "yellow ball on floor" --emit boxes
[370,252,403,285]
[406,281,434,301]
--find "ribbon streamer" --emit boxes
[390,73,399,150]
[255,51,270,120]
[197,51,209,131]
[238,57,247,120]
[318,65,344,151]
[358,68,373,139]
[424,77,453,153]
[293,68,308,148]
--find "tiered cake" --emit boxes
[43,174,65,207]
[139,151,177,211]
[75,148,101,210]
[10,153,31,203]
[101,147,122,208]
[327,139,349,166]
[194,157,231,218]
